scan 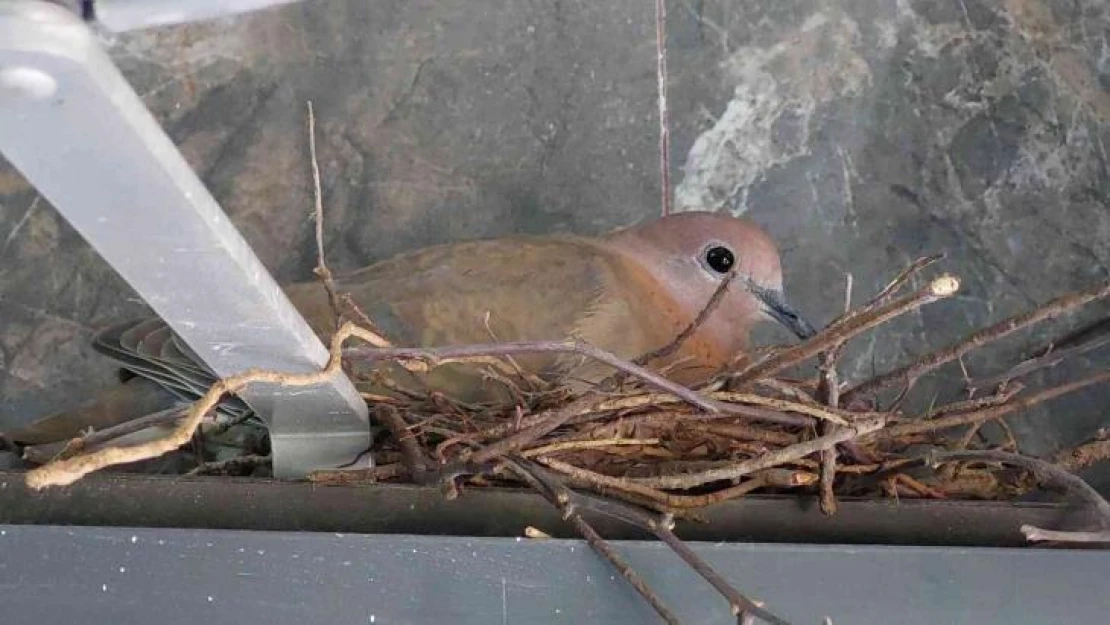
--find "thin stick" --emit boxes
[511,460,794,624]
[1056,437,1110,473]
[186,454,271,476]
[377,406,431,480]
[522,438,660,458]
[731,276,959,385]
[874,370,1110,440]
[922,384,1024,419]
[541,457,812,509]
[689,422,799,446]
[928,449,1110,525]
[23,406,188,463]
[628,417,885,489]
[467,396,603,464]
[636,269,738,367]
[347,340,722,414]
[652,527,790,624]
[537,456,684,506]
[1020,525,1110,543]
[968,322,1110,391]
[655,0,671,216]
[845,281,1110,403]
[816,274,849,516]
[309,463,407,484]
[25,322,385,489]
[571,516,680,623]
[306,100,343,333]
[873,254,945,304]
[504,460,682,624]
[821,255,943,332]
[816,349,841,516]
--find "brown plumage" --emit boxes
[2,212,813,450]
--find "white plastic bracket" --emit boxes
[0,0,372,478]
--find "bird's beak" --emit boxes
[750,284,817,340]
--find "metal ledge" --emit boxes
[4,524,1109,625]
[0,470,1095,546]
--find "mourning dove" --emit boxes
[1,211,813,452]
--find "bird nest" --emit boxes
[19,254,1110,624]
[296,257,1110,520]
[25,255,1110,519]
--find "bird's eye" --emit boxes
[703,245,735,275]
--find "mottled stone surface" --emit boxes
[0,0,1108,486]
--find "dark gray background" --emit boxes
[1,0,1108,484]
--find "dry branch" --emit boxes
[845,281,1110,403]
[1020,525,1110,543]
[1056,435,1110,473]
[928,449,1110,526]
[731,275,959,385]
[629,417,885,490]
[654,0,671,217]
[25,322,385,489]
[874,370,1110,440]
[967,317,1110,391]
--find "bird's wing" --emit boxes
[291,236,653,402]
[73,237,649,410]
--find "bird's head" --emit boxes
[606,211,816,358]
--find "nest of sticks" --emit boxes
[23,254,1110,624]
[292,256,1110,518]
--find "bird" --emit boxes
[0,211,814,457]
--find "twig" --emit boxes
[347,340,722,415]
[845,280,1110,403]
[874,370,1110,440]
[467,396,604,465]
[502,460,682,624]
[816,348,841,516]
[308,463,407,484]
[636,268,738,367]
[928,449,1110,526]
[573,516,681,622]
[521,438,660,458]
[708,391,853,426]
[922,384,1024,419]
[377,405,432,481]
[655,0,671,216]
[731,275,960,385]
[186,454,271,476]
[541,457,812,509]
[22,406,188,463]
[306,100,343,333]
[511,459,794,624]
[25,322,384,489]
[628,417,885,489]
[754,379,818,405]
[1055,436,1110,473]
[967,319,1110,391]
[339,293,392,344]
[651,527,790,624]
[537,456,690,507]
[815,275,849,516]
[873,254,945,304]
[821,255,943,332]
[1020,525,1110,543]
[688,422,799,446]
[893,473,947,498]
